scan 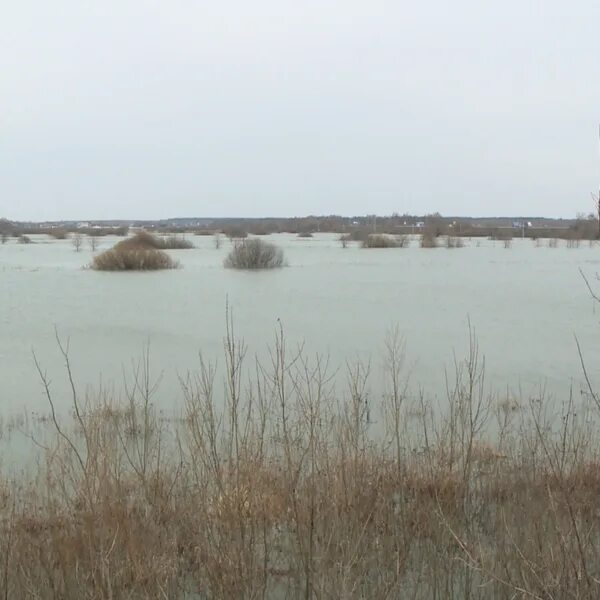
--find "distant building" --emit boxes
[512,220,532,229]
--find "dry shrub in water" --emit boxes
[224,238,285,269]
[446,236,464,248]
[91,246,178,270]
[72,233,83,252]
[5,322,600,599]
[160,235,194,249]
[123,230,193,250]
[91,233,180,270]
[17,235,33,244]
[48,228,68,240]
[361,234,406,248]
[223,226,248,240]
[339,233,352,248]
[297,231,314,238]
[420,230,438,248]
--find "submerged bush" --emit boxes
[361,234,404,248]
[420,231,438,248]
[91,233,180,271]
[446,236,465,249]
[224,238,285,269]
[123,231,193,250]
[91,246,178,271]
[160,235,194,249]
[17,235,33,244]
[223,226,248,240]
[48,228,68,240]
[297,231,314,238]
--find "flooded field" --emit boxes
[2,232,600,599]
[1,232,600,418]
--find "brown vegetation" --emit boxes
[91,233,181,271]
[125,230,193,250]
[48,228,68,240]
[361,234,408,248]
[2,325,600,598]
[72,233,83,252]
[420,230,438,248]
[223,226,248,240]
[446,236,464,249]
[224,238,285,269]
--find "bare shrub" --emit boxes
[17,235,33,244]
[161,235,194,249]
[1,232,8,244]
[504,238,512,248]
[120,231,193,250]
[446,236,464,249]
[224,238,285,269]
[7,318,600,599]
[214,233,222,249]
[339,234,351,248]
[297,231,314,238]
[420,230,438,248]
[91,246,178,271]
[223,226,248,240]
[113,226,129,237]
[72,233,83,252]
[548,238,559,248]
[48,228,68,240]
[88,236,99,252]
[361,234,401,248]
[91,232,180,270]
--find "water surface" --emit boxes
[1,233,599,418]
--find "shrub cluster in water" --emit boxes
[224,238,285,269]
[361,234,408,248]
[128,230,194,250]
[91,231,182,271]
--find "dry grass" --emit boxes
[224,238,285,269]
[1,322,600,599]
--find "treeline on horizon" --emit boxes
[2,212,599,241]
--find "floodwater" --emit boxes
[1,233,600,420]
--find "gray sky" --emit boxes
[2,0,599,221]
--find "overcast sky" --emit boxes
[2,1,599,221]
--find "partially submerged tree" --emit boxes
[72,233,83,252]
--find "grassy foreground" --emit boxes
[1,324,600,599]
